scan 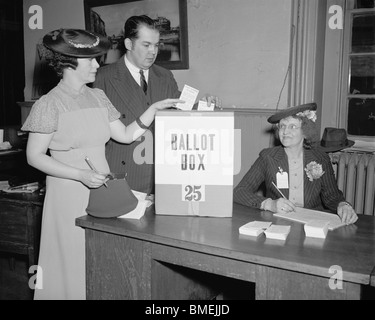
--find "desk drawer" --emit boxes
[0,201,28,244]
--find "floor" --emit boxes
[0,253,34,300]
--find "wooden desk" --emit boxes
[76,204,375,300]
[0,192,44,268]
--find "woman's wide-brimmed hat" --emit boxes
[86,178,138,218]
[267,103,317,124]
[319,127,355,153]
[43,29,111,58]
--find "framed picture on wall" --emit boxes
[84,0,189,70]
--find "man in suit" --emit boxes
[94,15,220,194]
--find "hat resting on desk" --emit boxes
[267,103,317,124]
[319,127,355,153]
[43,28,110,58]
[86,178,138,218]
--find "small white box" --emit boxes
[304,220,330,239]
[264,225,291,241]
[239,221,272,237]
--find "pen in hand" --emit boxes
[272,181,286,199]
[84,156,108,188]
[272,181,296,212]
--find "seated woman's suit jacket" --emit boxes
[233,146,345,213]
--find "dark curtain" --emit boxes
[0,0,24,127]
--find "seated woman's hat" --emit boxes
[267,103,317,124]
[43,29,111,58]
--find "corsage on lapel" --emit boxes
[305,161,325,182]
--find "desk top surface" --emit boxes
[0,149,23,157]
[76,203,375,285]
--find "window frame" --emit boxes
[339,1,375,140]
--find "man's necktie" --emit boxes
[140,69,147,94]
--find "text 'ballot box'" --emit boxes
[155,111,234,217]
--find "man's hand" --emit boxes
[202,95,223,110]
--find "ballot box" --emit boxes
[155,111,234,217]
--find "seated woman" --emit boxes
[233,103,358,225]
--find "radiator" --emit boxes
[329,152,375,216]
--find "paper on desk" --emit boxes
[0,141,12,150]
[118,200,148,220]
[343,140,375,153]
[0,181,10,191]
[2,182,40,193]
[132,190,153,208]
[175,85,199,111]
[274,207,345,230]
[118,190,152,220]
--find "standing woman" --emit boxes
[233,103,358,225]
[21,29,181,300]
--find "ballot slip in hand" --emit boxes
[175,85,199,111]
[239,220,272,237]
[197,100,215,111]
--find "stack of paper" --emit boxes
[239,221,272,237]
[264,225,291,240]
[304,220,329,239]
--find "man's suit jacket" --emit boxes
[93,57,180,193]
[233,146,345,213]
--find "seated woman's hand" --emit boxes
[337,202,358,225]
[264,198,296,213]
[151,98,184,111]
